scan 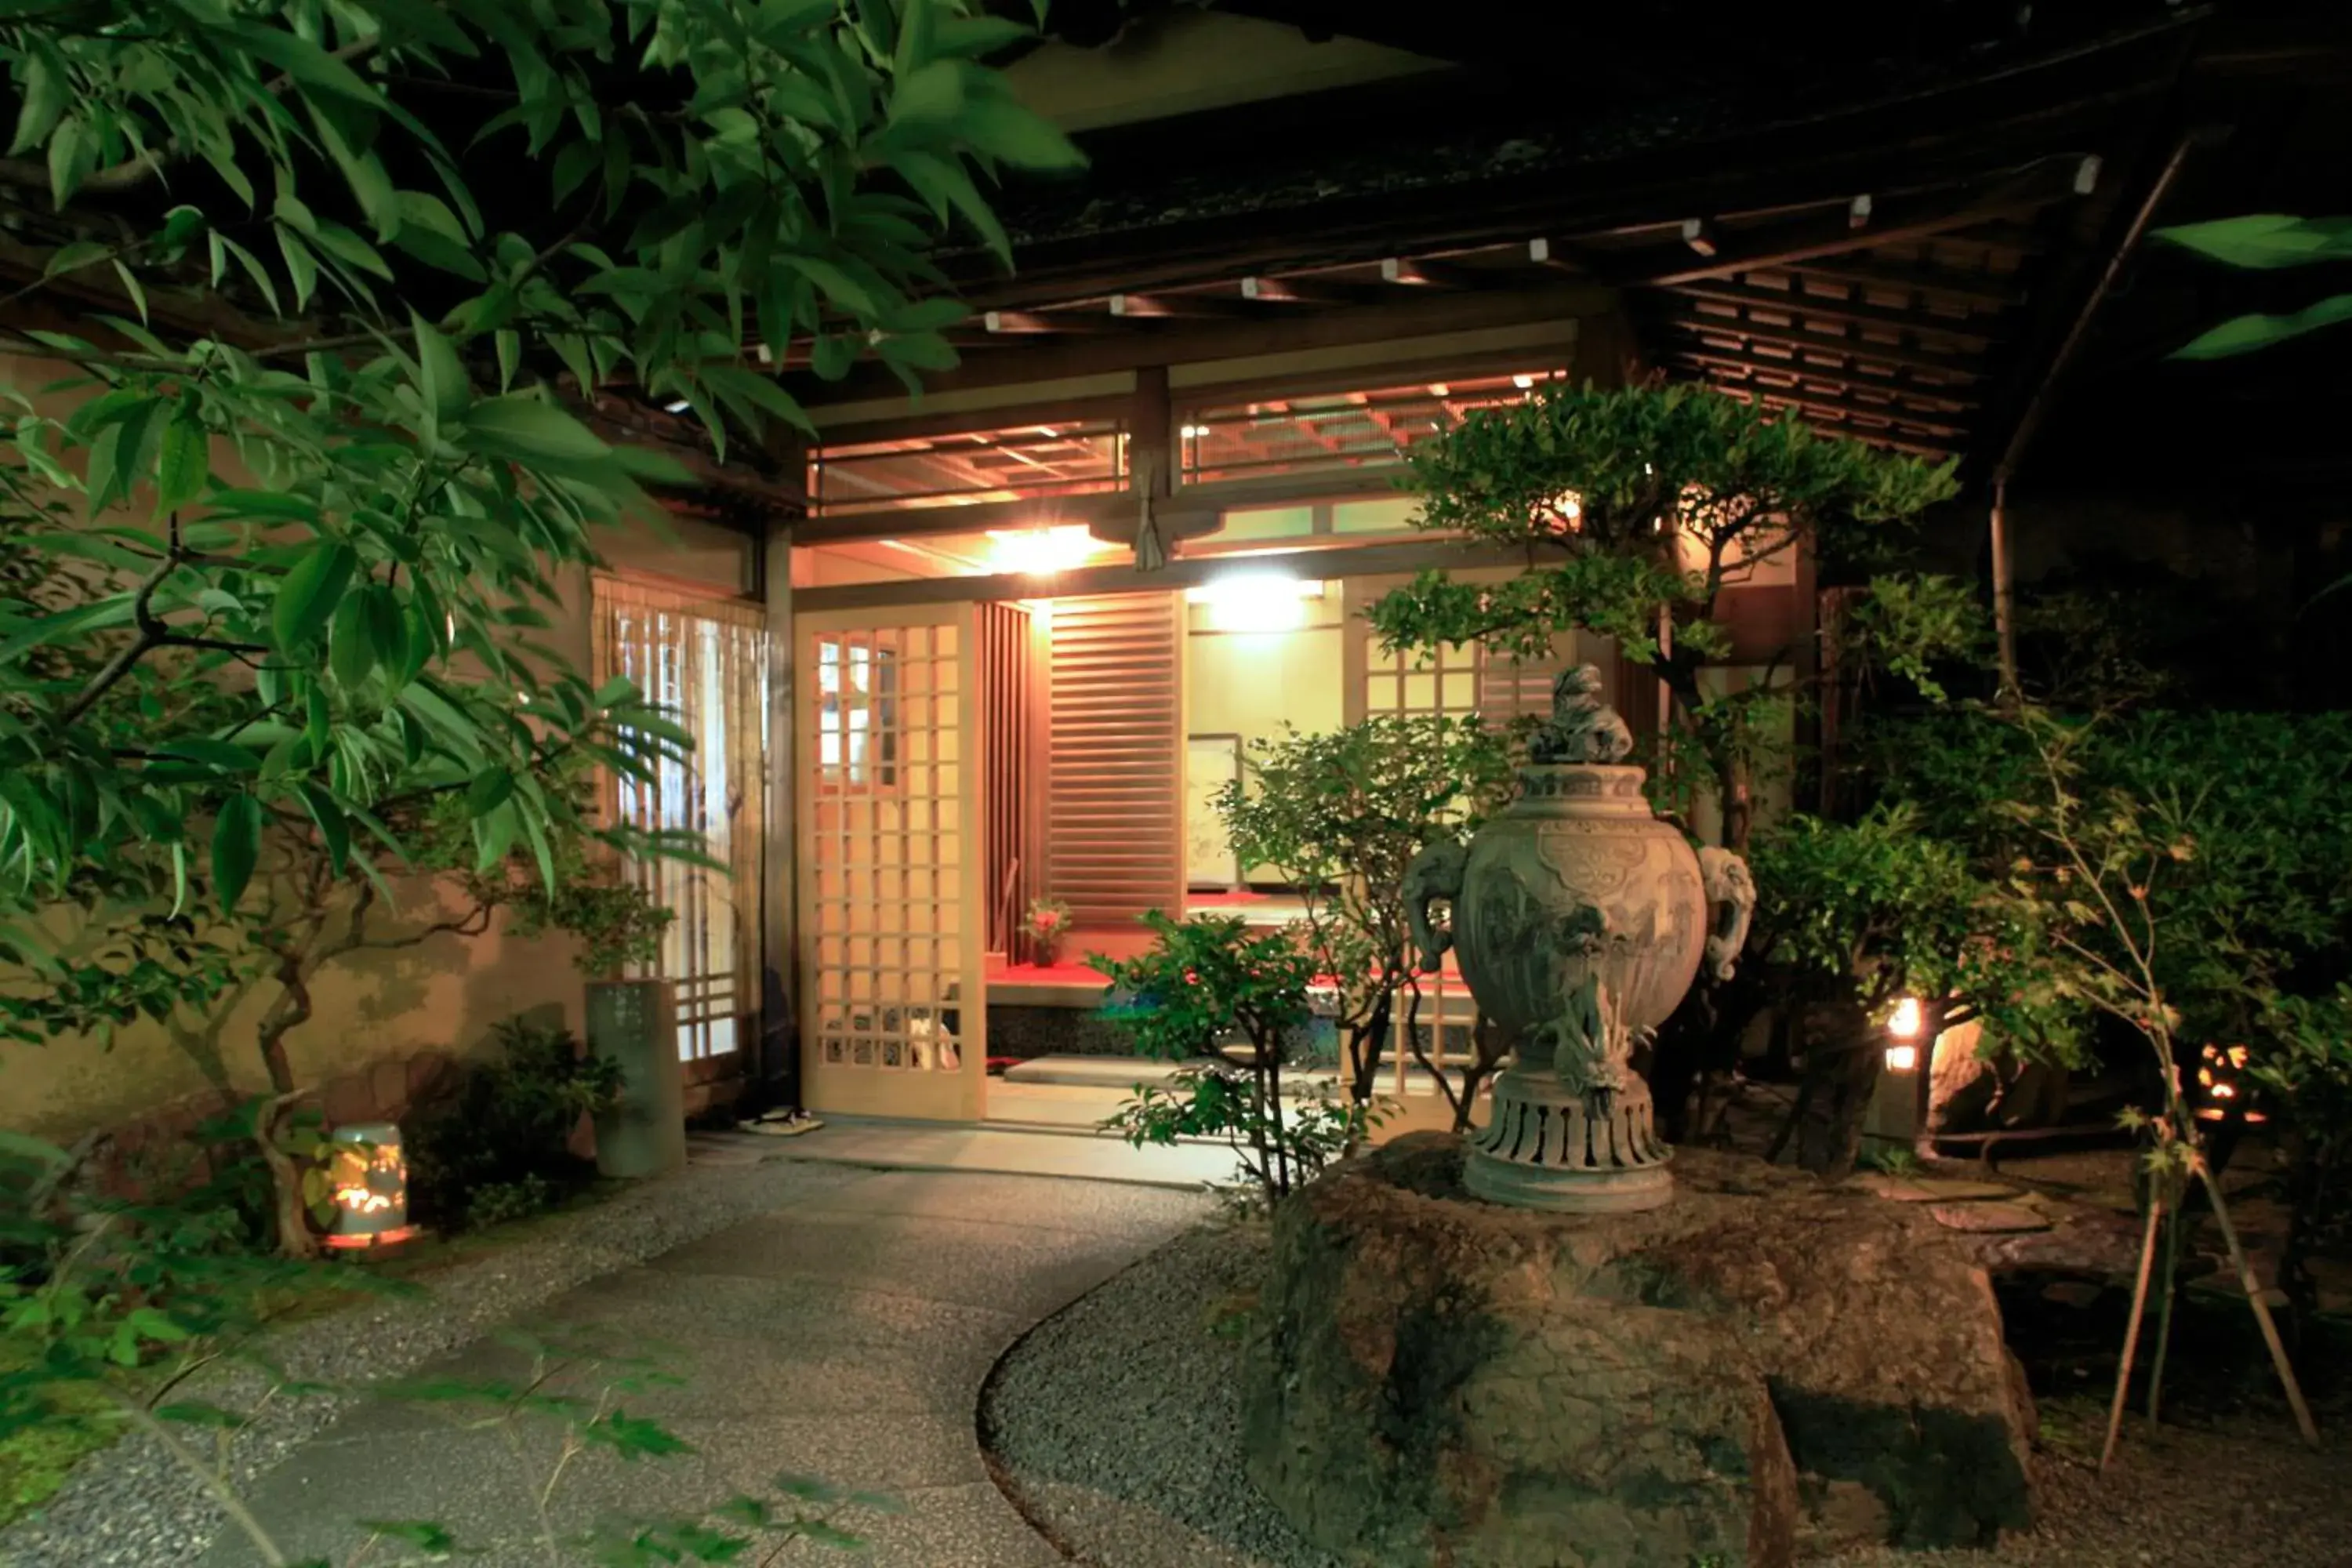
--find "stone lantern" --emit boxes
[1406,666,1754,1212]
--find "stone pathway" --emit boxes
[201,1164,1210,1566]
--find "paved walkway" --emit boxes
[206,1162,1210,1566]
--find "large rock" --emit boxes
[1242,1134,2034,1568]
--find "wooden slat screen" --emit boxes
[980,601,1043,960]
[1046,593,1183,929]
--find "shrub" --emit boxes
[1093,913,1382,1210]
[403,1017,622,1232]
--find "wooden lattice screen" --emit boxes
[590,572,768,1065]
[1045,593,1183,931]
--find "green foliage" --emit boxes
[388,1325,893,1565]
[402,1015,622,1232]
[1367,380,1960,849]
[2251,986,2352,1301]
[1748,804,1980,1011]
[2154,215,2352,358]
[1214,715,1513,1120]
[1833,572,1988,704]
[1094,913,1377,1207]
[1398,379,1956,557]
[0,0,1068,1050]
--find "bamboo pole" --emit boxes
[2198,1166,2321,1446]
[2101,1195,2164,1474]
[2146,1204,2183,1424]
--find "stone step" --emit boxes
[1000,1053,1461,1097]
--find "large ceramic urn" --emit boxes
[1406,666,1754,1213]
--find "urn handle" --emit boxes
[1697,845,1757,984]
[1403,838,1469,975]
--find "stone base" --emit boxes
[1243,1134,2036,1568]
[1464,1149,1674,1213]
[1466,1065,1675,1214]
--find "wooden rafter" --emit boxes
[1616,155,2096,289]
[1705,376,1969,442]
[1764,256,2024,311]
[1661,314,1987,382]
[1661,280,2000,347]
[1668,350,1980,412]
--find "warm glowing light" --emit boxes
[1180,423,1212,439]
[1427,383,1450,397]
[1887,996,1924,1040]
[1186,573,1322,633]
[1512,374,1536,390]
[324,1123,416,1252]
[986,524,1099,575]
[1885,1042,1920,1073]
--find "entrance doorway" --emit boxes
[796,604,991,1120]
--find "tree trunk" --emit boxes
[1797,1004,1882,1177]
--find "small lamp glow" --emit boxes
[1883,996,1925,1073]
[323,1122,418,1252]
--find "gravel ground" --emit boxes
[982,1221,2352,1568]
[0,1148,865,1568]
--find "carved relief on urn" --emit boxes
[1406,665,1755,1214]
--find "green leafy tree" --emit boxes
[1212,716,1514,1133]
[1093,913,1376,1210]
[1745,803,2073,1174]
[1365,379,1965,850]
[0,0,1076,1233]
[1983,706,2321,1458]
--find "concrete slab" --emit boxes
[204,1166,1210,1568]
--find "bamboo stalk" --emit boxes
[2197,1165,2321,1446]
[2145,1203,2183,1424]
[2101,1195,2164,1474]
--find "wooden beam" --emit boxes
[1660,314,1987,381]
[1109,292,1250,321]
[1667,350,1980,412]
[789,466,1411,546]
[1660,280,1999,347]
[1621,156,2096,289]
[1381,256,1478,289]
[1679,218,1720,258]
[1240,274,1371,307]
[984,309,1117,336]
[793,538,1539,615]
[797,282,1614,405]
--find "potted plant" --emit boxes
[1025,897,1073,967]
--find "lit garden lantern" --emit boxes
[2194,1043,2268,1127]
[1883,996,1926,1073]
[322,1121,419,1252]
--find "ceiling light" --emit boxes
[1512,375,1535,390]
[1186,573,1321,633]
[986,524,1099,576]
[1427,383,1450,397]
[663,398,691,413]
